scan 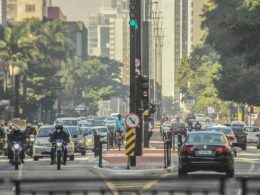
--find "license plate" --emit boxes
[197,150,212,155]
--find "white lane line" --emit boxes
[18,164,23,178]
[249,161,255,173]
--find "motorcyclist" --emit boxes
[7,125,26,163]
[115,114,125,145]
[195,121,201,131]
[24,123,36,137]
[50,124,70,165]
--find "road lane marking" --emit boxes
[18,164,23,178]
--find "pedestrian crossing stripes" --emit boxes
[125,128,136,156]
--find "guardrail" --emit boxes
[1,176,260,195]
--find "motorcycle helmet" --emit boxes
[55,124,63,133]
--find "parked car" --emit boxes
[80,127,94,150]
[232,126,247,150]
[91,126,109,143]
[65,126,86,155]
[33,125,75,161]
[194,114,212,123]
[178,131,235,177]
[207,125,238,156]
[244,126,259,144]
[54,117,80,126]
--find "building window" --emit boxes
[25,4,35,12]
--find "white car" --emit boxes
[244,126,260,144]
[54,117,80,126]
[33,125,75,161]
[91,126,109,143]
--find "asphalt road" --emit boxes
[0,144,259,195]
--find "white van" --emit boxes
[244,126,259,144]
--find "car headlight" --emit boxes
[14,144,20,149]
[86,138,93,142]
[56,142,62,147]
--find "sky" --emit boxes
[51,0,112,26]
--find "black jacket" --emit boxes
[8,130,26,143]
[24,127,36,137]
[50,130,70,143]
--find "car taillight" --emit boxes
[216,146,229,154]
[182,146,195,154]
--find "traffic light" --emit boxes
[139,75,149,110]
[129,0,139,30]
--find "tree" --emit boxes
[203,0,260,106]
[59,57,126,115]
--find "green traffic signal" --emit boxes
[129,19,136,27]
[129,19,139,30]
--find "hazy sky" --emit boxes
[51,0,112,26]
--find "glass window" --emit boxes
[186,133,225,145]
[25,4,35,12]
[207,127,231,135]
[233,127,244,133]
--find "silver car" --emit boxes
[33,125,75,161]
[91,126,109,143]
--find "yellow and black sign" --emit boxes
[125,128,136,156]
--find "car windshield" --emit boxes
[244,127,259,132]
[57,120,78,126]
[233,128,244,133]
[38,127,69,137]
[186,133,226,145]
[207,127,231,135]
[173,123,185,128]
[81,127,92,135]
[67,127,81,136]
[93,120,105,125]
[93,127,108,133]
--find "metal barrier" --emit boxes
[4,176,260,195]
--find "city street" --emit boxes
[0,144,259,194]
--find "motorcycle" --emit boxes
[11,141,23,170]
[26,134,35,157]
[54,139,65,170]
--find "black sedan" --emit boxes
[178,131,235,177]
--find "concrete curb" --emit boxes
[92,161,177,176]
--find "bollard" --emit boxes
[110,131,114,147]
[167,140,171,167]
[177,133,182,152]
[107,132,109,150]
[98,141,102,168]
[172,133,175,151]
[94,134,101,157]
[164,140,167,168]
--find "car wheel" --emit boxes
[70,155,74,161]
[178,168,187,177]
[81,151,86,156]
[33,156,39,161]
[226,169,234,178]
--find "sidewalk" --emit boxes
[93,122,177,175]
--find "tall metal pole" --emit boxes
[129,0,137,167]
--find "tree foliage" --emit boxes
[203,0,260,106]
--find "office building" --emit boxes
[7,0,46,23]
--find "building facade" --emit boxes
[0,0,7,25]
[7,0,46,23]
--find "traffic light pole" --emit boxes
[129,0,137,167]
[135,0,143,157]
